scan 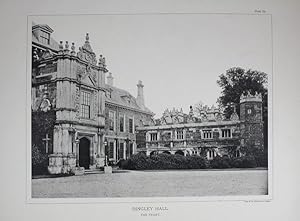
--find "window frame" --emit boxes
[150,133,158,141]
[128,117,134,134]
[108,110,116,131]
[176,130,184,140]
[109,141,114,159]
[119,114,125,132]
[40,31,50,45]
[221,128,232,138]
[80,90,92,119]
[202,129,213,139]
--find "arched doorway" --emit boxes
[175,150,184,156]
[79,137,90,169]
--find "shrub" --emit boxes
[117,159,129,169]
[230,155,257,168]
[126,152,149,170]
[186,155,208,169]
[210,156,231,169]
[124,153,208,170]
[32,144,48,175]
[253,151,268,167]
[172,154,188,169]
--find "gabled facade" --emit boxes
[31,23,154,174]
[136,93,264,160]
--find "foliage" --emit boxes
[32,109,56,151]
[186,155,209,169]
[240,146,268,167]
[252,149,268,167]
[210,156,231,169]
[217,67,267,118]
[121,153,208,170]
[230,155,257,168]
[193,101,204,118]
[31,109,55,175]
[32,144,48,175]
[120,152,263,170]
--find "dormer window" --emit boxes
[32,24,53,46]
[40,31,50,45]
[121,95,131,104]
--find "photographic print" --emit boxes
[29,13,272,200]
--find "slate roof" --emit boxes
[105,84,154,115]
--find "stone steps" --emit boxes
[84,168,103,175]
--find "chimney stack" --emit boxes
[107,72,114,86]
[137,80,145,108]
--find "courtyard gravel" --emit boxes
[31,169,268,198]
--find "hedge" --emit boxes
[210,156,231,169]
[230,155,257,168]
[120,153,260,170]
[121,153,208,170]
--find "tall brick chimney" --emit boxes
[107,72,114,86]
[137,80,145,108]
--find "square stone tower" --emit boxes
[32,33,108,174]
[239,92,264,152]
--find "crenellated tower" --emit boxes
[239,92,264,152]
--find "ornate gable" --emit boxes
[77,33,97,65]
[76,64,97,86]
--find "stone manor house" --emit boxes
[31,23,154,174]
[136,94,264,160]
[31,23,264,175]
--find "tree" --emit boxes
[217,67,268,160]
[217,67,267,118]
[193,101,204,118]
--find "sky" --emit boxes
[31,14,272,118]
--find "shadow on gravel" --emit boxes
[32,174,73,179]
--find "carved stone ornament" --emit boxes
[77,64,97,85]
[76,65,85,81]
[230,112,239,121]
[40,98,51,112]
[94,91,97,119]
[77,33,97,65]
[75,87,80,118]
[41,49,53,60]
[215,113,223,121]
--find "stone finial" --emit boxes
[71,42,76,55]
[102,56,106,68]
[98,54,106,68]
[85,33,89,42]
[64,41,70,54]
[59,41,63,50]
[189,105,193,115]
[65,41,69,49]
[58,41,64,55]
[98,54,103,66]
